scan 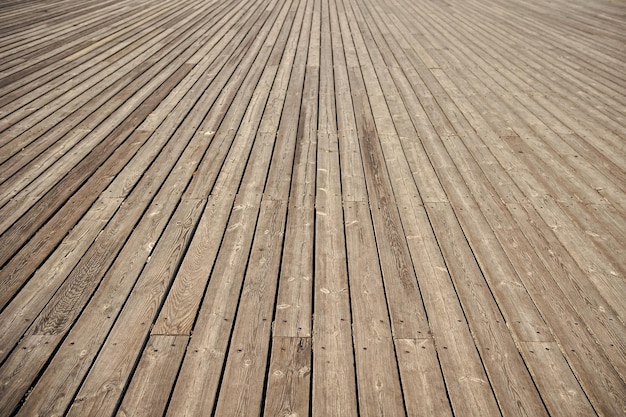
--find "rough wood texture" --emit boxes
[1,0,624,415]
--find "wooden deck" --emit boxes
[0,0,624,415]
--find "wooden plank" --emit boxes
[336,8,453,414]
[346,0,448,208]
[262,0,312,202]
[212,200,287,416]
[312,130,358,417]
[426,203,549,417]
[14,82,199,336]
[370,1,615,414]
[148,190,232,336]
[344,201,405,416]
[456,0,626,106]
[517,342,596,417]
[12,198,204,417]
[390,12,626,381]
[180,3,296,199]
[0,199,121,410]
[161,5,304,413]
[0,189,124,311]
[394,338,453,417]
[0,197,121,364]
[270,0,317,338]
[0,1,133,65]
[0,0,624,416]
[272,54,319,335]
[0,1,178,94]
[0,0,217,117]
[328,0,367,203]
[167,1,306,414]
[0,1,177,107]
[0,335,63,416]
[263,337,312,417]
[0,0,217,149]
[401,0,626,205]
[0,61,153,206]
[273,204,314,337]
[368,4,619,416]
[0,0,261,309]
[0,0,270,390]
[116,336,188,417]
[506,202,626,380]
[342,3,502,416]
[0,59,195,260]
[162,199,260,416]
[310,1,357,414]
[153,0,297,335]
[0,0,123,41]
[346,64,429,338]
[365,0,553,343]
[0,10,205,175]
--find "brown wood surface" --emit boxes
[0,0,624,415]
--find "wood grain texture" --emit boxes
[518,341,597,417]
[263,337,312,417]
[344,202,405,416]
[0,0,623,415]
[212,200,287,417]
[394,338,453,417]
[117,335,188,417]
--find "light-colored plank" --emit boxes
[212,200,287,416]
[344,201,405,416]
[0,335,63,416]
[272,4,318,335]
[1,0,624,416]
[312,129,358,417]
[162,200,259,417]
[394,339,453,417]
[367,0,553,342]
[0,60,194,258]
[153,0,294,335]
[0,197,121,364]
[426,202,549,417]
[310,1,358,414]
[506,202,626,380]
[0,0,253,310]
[517,342,597,417]
[15,198,203,417]
[264,337,312,416]
[346,65,429,338]
[117,336,188,417]
[3,3,276,409]
[328,0,367,203]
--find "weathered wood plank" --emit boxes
[0,0,624,416]
[312,128,358,417]
[12,197,204,417]
[517,341,597,417]
[345,44,429,337]
[263,337,312,417]
[394,338,453,417]
[153,0,298,336]
[426,203,549,417]
[309,1,358,414]
[344,202,405,416]
[116,335,188,417]
[273,0,319,338]
[212,200,287,416]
